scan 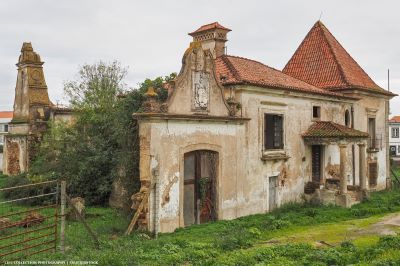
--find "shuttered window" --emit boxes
[264,114,284,150]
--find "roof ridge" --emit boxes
[283,21,319,71]
[319,22,383,90]
[225,55,342,93]
[318,22,349,87]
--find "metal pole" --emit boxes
[60,180,66,253]
[154,176,159,239]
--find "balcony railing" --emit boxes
[368,135,382,151]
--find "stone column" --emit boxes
[358,143,367,190]
[339,142,348,194]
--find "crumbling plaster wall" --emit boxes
[139,86,388,233]
[3,135,28,175]
[237,86,355,207]
[352,94,389,190]
[139,119,248,233]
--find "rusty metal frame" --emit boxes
[0,180,59,261]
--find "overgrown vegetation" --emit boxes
[19,188,398,265]
[4,61,175,206]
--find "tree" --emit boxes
[30,60,176,207]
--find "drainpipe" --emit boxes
[153,168,160,239]
[351,106,356,186]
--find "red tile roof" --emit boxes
[189,22,231,36]
[302,121,369,138]
[215,55,355,99]
[389,116,400,123]
[0,111,13,119]
[283,21,394,96]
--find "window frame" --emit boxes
[312,106,321,120]
[264,113,284,150]
[344,109,351,127]
[368,117,377,149]
[392,127,399,138]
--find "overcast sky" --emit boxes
[1,0,400,115]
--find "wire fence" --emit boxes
[0,180,59,262]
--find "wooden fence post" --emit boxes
[60,180,66,253]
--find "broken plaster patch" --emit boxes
[160,173,180,218]
[158,122,237,137]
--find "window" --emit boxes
[4,124,8,132]
[345,110,351,127]
[312,106,320,119]
[368,118,376,149]
[398,145,400,153]
[264,114,284,150]
[392,127,399,138]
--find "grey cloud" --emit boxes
[0,0,399,114]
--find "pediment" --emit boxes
[166,42,231,117]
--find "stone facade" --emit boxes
[134,22,395,233]
[3,43,73,175]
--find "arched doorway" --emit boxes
[183,150,218,226]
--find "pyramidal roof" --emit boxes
[215,55,353,98]
[283,21,393,96]
[189,22,231,36]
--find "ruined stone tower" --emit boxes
[13,42,52,122]
[3,43,52,175]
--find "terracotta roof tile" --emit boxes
[189,22,231,36]
[389,116,400,123]
[0,111,13,119]
[283,21,394,96]
[215,55,354,98]
[302,121,369,138]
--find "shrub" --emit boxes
[214,226,259,251]
[377,235,400,249]
[263,215,291,230]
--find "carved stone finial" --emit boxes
[145,87,158,98]
[18,42,42,65]
[142,87,160,113]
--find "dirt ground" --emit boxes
[261,212,400,247]
[363,212,400,236]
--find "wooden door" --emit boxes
[312,145,322,184]
[369,162,378,187]
[269,176,277,211]
[183,151,217,226]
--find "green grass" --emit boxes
[1,174,400,265]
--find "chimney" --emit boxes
[189,22,231,58]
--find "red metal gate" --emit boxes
[0,180,59,262]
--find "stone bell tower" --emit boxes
[3,43,52,175]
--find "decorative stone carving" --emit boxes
[142,87,161,113]
[192,71,210,111]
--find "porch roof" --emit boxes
[302,121,369,141]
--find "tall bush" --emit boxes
[30,61,175,205]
